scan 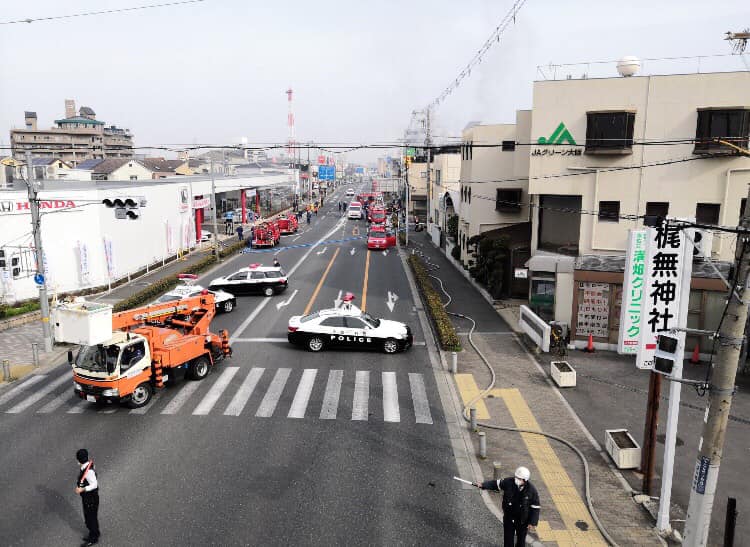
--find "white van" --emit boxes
[346,188,355,198]
[347,201,362,219]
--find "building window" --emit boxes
[694,108,750,154]
[129,175,138,181]
[468,187,471,203]
[740,198,747,222]
[598,201,620,222]
[695,203,720,225]
[645,202,669,222]
[502,140,516,152]
[496,188,523,213]
[538,195,582,255]
[585,111,635,154]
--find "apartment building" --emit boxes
[427,147,461,236]
[10,100,134,166]
[526,69,750,351]
[406,158,428,221]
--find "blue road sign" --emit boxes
[34,273,45,286]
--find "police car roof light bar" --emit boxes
[177,273,198,286]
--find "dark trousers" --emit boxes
[82,492,100,540]
[503,518,526,547]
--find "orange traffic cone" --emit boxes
[691,343,700,364]
[585,334,595,353]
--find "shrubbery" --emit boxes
[407,255,461,351]
[0,300,40,320]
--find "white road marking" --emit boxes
[275,289,299,310]
[256,368,291,417]
[352,370,369,421]
[334,290,343,308]
[409,373,433,424]
[386,291,399,312]
[37,389,77,414]
[0,375,45,407]
[161,380,202,415]
[316,246,327,255]
[350,248,356,256]
[232,338,287,343]
[193,367,240,415]
[320,369,343,420]
[67,400,90,414]
[5,374,69,414]
[224,367,264,416]
[382,372,400,422]
[98,406,118,414]
[230,217,346,343]
[129,390,164,414]
[292,234,302,241]
[287,369,317,418]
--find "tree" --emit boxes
[446,215,458,241]
[468,234,509,299]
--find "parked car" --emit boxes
[152,274,236,313]
[209,263,288,296]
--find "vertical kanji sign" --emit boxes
[636,223,689,369]
[619,230,647,354]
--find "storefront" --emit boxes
[571,255,730,354]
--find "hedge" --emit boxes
[407,254,461,351]
[0,300,40,320]
[113,239,248,312]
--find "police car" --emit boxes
[287,294,412,353]
[209,263,288,296]
[153,274,236,313]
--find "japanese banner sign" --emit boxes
[618,230,647,354]
[577,282,610,338]
[635,223,692,369]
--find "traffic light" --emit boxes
[102,196,146,220]
[654,334,679,376]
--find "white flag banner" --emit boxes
[77,240,90,285]
[103,237,116,278]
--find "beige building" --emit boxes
[427,148,461,234]
[527,69,750,351]
[406,158,428,220]
[75,158,153,181]
[10,100,133,166]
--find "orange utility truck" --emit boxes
[54,294,232,409]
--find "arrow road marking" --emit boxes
[275,289,299,310]
[334,290,343,308]
[386,291,399,312]
[350,248,356,256]
[316,246,327,255]
[382,249,388,256]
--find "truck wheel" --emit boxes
[264,287,274,297]
[222,299,234,313]
[128,382,153,408]
[383,338,399,354]
[188,356,210,380]
[307,336,325,352]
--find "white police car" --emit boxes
[153,274,236,313]
[287,294,412,353]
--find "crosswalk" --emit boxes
[0,367,435,425]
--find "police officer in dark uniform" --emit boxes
[75,448,100,546]
[480,466,540,547]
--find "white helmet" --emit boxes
[515,466,531,481]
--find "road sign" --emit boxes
[34,273,45,286]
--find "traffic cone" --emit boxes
[691,343,700,364]
[585,334,595,353]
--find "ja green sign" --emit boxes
[537,122,576,145]
[406,147,416,157]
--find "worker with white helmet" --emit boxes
[480,466,541,547]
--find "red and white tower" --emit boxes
[286,88,295,166]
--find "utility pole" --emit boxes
[209,155,221,262]
[683,148,750,546]
[424,108,432,230]
[25,151,53,353]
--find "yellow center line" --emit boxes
[361,249,371,311]
[303,247,340,315]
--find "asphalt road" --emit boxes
[0,185,500,546]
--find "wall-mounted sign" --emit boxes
[514,268,528,279]
[192,197,211,209]
[618,230,647,354]
[577,282,610,339]
[0,200,78,214]
[537,122,576,145]
[178,186,189,212]
[533,122,580,156]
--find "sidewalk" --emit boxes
[0,239,231,385]
[411,234,663,546]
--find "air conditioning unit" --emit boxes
[692,229,713,261]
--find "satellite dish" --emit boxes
[617,56,641,77]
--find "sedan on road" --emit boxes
[209,264,288,296]
[287,299,412,353]
[153,276,237,313]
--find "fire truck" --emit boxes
[54,294,232,408]
[276,214,299,235]
[252,221,280,247]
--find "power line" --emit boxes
[0,0,206,25]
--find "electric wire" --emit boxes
[0,0,205,25]
[409,244,618,546]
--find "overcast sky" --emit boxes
[0,0,747,163]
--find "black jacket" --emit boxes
[481,478,540,526]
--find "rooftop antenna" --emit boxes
[725,29,749,54]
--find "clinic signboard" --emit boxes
[618,230,647,354]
